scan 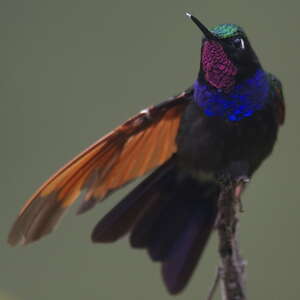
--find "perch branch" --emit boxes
[211,176,248,300]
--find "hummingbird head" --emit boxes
[186,13,260,93]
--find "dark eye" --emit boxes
[233,38,245,50]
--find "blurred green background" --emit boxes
[1,0,299,299]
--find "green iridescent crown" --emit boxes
[210,24,244,39]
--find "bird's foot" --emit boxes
[216,172,250,213]
[234,176,250,213]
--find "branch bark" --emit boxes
[214,178,248,300]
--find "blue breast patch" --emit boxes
[193,69,270,121]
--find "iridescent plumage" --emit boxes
[194,69,270,121]
[211,23,243,39]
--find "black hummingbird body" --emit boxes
[143,20,283,288]
[8,15,285,297]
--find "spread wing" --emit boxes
[8,89,192,246]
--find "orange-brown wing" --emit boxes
[8,89,192,246]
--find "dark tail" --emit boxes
[92,156,219,294]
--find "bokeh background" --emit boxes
[1,1,299,299]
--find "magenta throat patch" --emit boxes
[201,41,237,93]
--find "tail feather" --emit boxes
[92,157,218,294]
[161,186,218,294]
[129,194,171,248]
[146,192,191,261]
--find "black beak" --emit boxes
[186,13,217,40]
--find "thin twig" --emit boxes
[207,267,222,300]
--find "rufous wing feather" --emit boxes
[8,89,192,246]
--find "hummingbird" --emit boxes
[8,14,285,295]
